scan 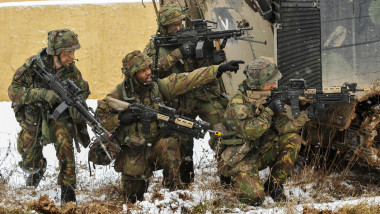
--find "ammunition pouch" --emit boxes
[88,137,120,166]
[88,141,112,166]
[121,145,147,177]
[21,104,41,132]
[12,103,25,123]
[114,134,149,175]
[40,111,57,146]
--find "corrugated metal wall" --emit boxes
[277,0,322,87]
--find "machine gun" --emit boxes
[153,19,265,59]
[256,79,370,116]
[106,96,212,139]
[30,57,120,161]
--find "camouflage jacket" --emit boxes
[144,36,224,114]
[96,65,220,145]
[8,48,90,145]
[8,48,90,106]
[224,84,310,145]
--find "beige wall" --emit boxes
[1,1,157,101]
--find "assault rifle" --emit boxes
[153,19,265,59]
[257,79,370,116]
[106,96,211,139]
[30,56,120,161]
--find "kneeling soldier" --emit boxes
[211,57,311,205]
[95,50,243,203]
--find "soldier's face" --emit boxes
[167,21,183,34]
[135,67,153,85]
[59,50,75,67]
[261,82,277,90]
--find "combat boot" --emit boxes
[24,158,47,187]
[179,158,194,189]
[61,184,76,205]
[264,180,286,202]
[26,170,45,187]
[220,175,232,189]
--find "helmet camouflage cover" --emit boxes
[159,5,185,26]
[244,57,282,89]
[122,50,153,80]
[46,29,80,56]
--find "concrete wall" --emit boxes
[1,0,157,101]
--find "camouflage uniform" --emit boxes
[8,29,90,203]
[212,58,310,205]
[144,5,227,185]
[95,50,221,203]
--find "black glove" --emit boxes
[179,42,196,58]
[216,60,245,78]
[267,97,284,114]
[211,49,226,65]
[305,103,322,119]
[118,111,140,126]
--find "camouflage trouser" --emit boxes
[121,176,149,203]
[121,137,181,202]
[54,120,76,186]
[219,133,302,205]
[17,120,76,186]
[17,128,45,174]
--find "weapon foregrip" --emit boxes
[290,96,301,116]
[175,118,194,129]
[141,116,152,133]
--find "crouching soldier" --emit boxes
[8,29,90,205]
[211,57,312,205]
[95,50,243,203]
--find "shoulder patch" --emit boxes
[230,103,250,120]
[230,94,244,105]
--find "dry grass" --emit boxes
[337,202,380,214]
[302,202,380,214]
[0,133,379,213]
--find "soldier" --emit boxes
[144,4,227,187]
[95,50,242,203]
[8,29,90,204]
[211,57,312,205]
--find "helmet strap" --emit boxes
[57,53,70,69]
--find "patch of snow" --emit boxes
[0,0,158,8]
[0,100,379,213]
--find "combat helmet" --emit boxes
[121,50,153,80]
[46,29,80,56]
[159,5,185,27]
[244,57,282,89]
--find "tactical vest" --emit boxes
[27,49,57,145]
[220,86,270,146]
[115,80,163,146]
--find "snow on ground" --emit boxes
[0,100,379,213]
[0,0,154,8]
